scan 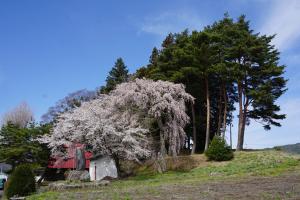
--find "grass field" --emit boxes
[27,150,300,200]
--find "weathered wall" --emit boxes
[89,156,118,181]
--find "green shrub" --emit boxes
[5,164,36,199]
[273,146,282,151]
[205,136,234,161]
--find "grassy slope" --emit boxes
[276,143,300,154]
[28,150,300,200]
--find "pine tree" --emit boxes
[149,47,159,66]
[223,15,287,150]
[0,123,51,169]
[134,15,286,153]
[204,15,237,138]
[162,33,174,48]
[100,58,129,94]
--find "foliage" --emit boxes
[40,78,194,161]
[1,102,34,128]
[274,146,282,151]
[205,136,233,161]
[135,28,237,152]
[5,164,36,199]
[0,123,51,168]
[100,58,129,94]
[41,89,97,124]
[135,14,286,151]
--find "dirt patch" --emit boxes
[134,172,300,200]
[49,172,300,200]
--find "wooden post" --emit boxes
[94,164,97,181]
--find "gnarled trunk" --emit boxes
[169,120,178,157]
[157,118,167,156]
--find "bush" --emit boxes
[273,146,282,151]
[205,136,234,161]
[5,164,36,199]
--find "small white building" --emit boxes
[0,172,8,189]
[89,155,118,181]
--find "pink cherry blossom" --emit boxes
[39,79,194,161]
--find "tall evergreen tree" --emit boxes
[149,47,159,66]
[135,14,286,152]
[136,30,218,152]
[223,15,287,150]
[100,58,129,94]
[190,31,215,151]
[162,33,174,48]
[204,15,237,138]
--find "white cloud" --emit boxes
[140,11,203,36]
[260,0,300,51]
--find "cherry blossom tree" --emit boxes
[111,78,194,156]
[40,79,194,162]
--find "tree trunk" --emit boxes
[240,98,249,149]
[236,81,244,151]
[112,154,121,175]
[222,82,227,139]
[229,123,232,149]
[241,109,247,147]
[191,102,197,154]
[157,118,167,156]
[204,77,210,151]
[169,120,178,157]
[216,87,223,136]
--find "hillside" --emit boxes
[275,143,300,154]
[28,150,300,200]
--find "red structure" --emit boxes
[47,143,92,169]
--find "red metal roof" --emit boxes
[47,143,92,169]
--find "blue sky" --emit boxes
[0,0,299,148]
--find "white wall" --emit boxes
[89,156,118,181]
